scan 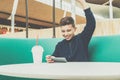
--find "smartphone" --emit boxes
[51,57,67,63]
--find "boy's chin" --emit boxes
[65,38,71,41]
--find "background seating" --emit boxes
[0,35,120,79]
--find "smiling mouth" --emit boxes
[65,36,71,40]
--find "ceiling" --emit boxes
[74,0,120,19]
[86,0,120,8]
[64,0,120,8]
[0,0,85,28]
[86,0,120,19]
[0,0,120,28]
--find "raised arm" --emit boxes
[77,0,96,45]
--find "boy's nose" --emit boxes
[64,32,68,36]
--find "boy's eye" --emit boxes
[61,30,65,33]
[67,29,71,32]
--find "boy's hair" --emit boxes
[59,16,75,27]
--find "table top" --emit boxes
[0,62,120,80]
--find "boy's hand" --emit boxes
[46,55,55,63]
[77,0,89,9]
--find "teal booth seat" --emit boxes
[0,38,62,80]
[0,35,120,80]
[89,35,120,62]
[0,38,63,65]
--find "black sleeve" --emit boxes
[81,8,96,45]
[52,43,60,57]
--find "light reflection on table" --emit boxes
[0,62,120,80]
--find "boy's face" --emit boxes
[61,24,76,41]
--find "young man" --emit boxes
[46,0,96,63]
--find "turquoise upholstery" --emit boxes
[0,38,63,65]
[0,38,62,80]
[0,35,120,80]
[89,35,120,62]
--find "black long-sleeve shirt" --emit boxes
[52,8,96,62]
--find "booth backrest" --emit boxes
[0,38,62,65]
[0,35,120,65]
[89,35,120,62]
